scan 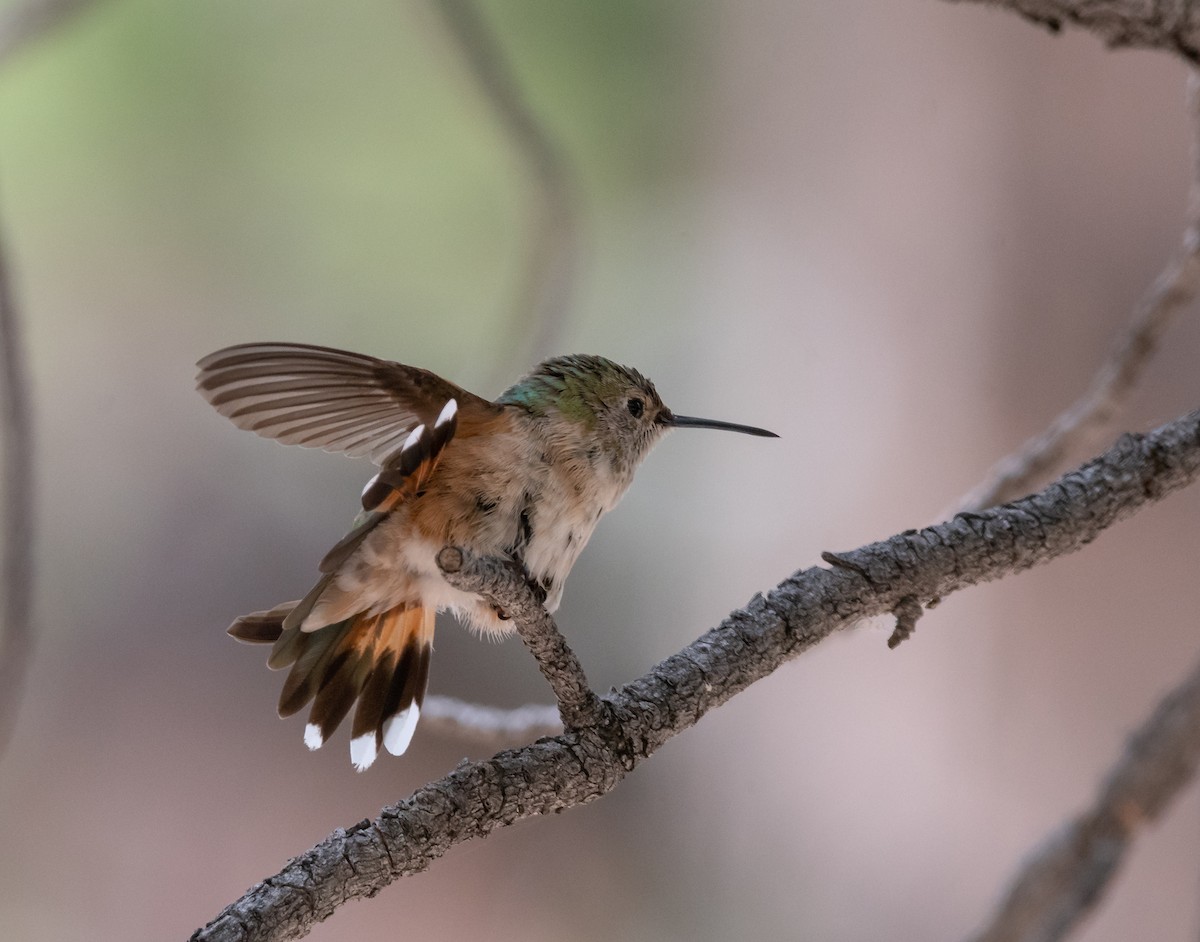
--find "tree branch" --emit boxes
[967,647,1200,942]
[947,0,1200,62]
[960,69,1200,512]
[192,406,1200,942]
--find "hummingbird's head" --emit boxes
[500,355,668,474]
[499,355,777,479]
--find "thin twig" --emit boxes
[960,71,1200,512]
[431,0,580,375]
[966,649,1200,942]
[421,696,561,745]
[0,210,32,760]
[436,547,602,730]
[192,407,1200,942]
[0,0,103,773]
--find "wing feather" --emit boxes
[196,342,498,464]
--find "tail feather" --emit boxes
[267,619,309,671]
[230,602,435,770]
[281,572,336,634]
[381,641,431,757]
[306,658,360,752]
[351,620,432,754]
[277,619,352,718]
[350,615,406,742]
[228,602,296,644]
[307,617,383,743]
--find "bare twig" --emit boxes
[421,696,561,745]
[946,0,1200,62]
[0,212,32,759]
[945,56,1200,942]
[436,547,602,730]
[0,0,107,765]
[967,649,1200,942]
[193,407,1200,942]
[960,71,1200,512]
[431,0,580,374]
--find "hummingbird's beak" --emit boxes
[665,412,779,438]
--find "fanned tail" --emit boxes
[220,386,460,769]
[227,604,434,771]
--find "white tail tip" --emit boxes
[304,723,324,751]
[382,704,421,756]
[350,733,378,771]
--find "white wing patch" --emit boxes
[435,398,458,428]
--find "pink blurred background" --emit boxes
[1,1,1199,939]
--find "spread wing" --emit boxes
[196,342,498,465]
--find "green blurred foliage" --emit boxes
[0,0,705,371]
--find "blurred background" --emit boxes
[1,1,1199,939]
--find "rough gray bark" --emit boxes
[948,0,1200,61]
[191,407,1200,942]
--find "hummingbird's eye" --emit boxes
[626,397,645,418]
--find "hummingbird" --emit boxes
[196,342,777,770]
